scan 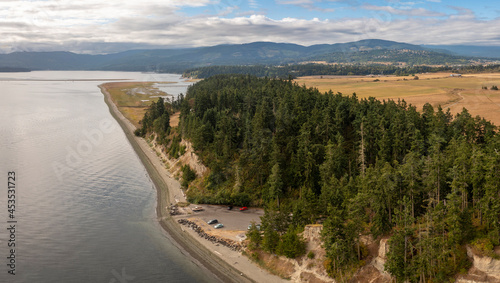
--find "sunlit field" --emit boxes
[103,82,169,127]
[296,73,500,125]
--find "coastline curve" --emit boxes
[99,84,254,283]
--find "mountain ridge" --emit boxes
[0,39,497,72]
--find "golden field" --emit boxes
[102,73,500,127]
[101,81,172,127]
[296,73,500,125]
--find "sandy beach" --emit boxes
[100,84,287,283]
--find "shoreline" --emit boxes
[99,84,255,283]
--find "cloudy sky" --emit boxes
[0,0,499,54]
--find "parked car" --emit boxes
[192,206,203,212]
[214,223,224,229]
[207,219,218,225]
[247,224,261,230]
[227,205,233,210]
[240,207,248,211]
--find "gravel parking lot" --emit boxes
[180,204,264,231]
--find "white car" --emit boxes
[247,224,261,230]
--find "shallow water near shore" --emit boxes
[0,71,216,282]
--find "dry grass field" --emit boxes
[103,73,500,126]
[296,73,500,125]
[102,81,173,127]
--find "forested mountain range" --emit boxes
[0,39,497,73]
[423,44,500,59]
[137,74,500,282]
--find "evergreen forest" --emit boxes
[183,63,500,79]
[137,74,500,282]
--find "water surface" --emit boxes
[0,71,213,282]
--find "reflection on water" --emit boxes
[0,71,216,283]
[154,81,193,100]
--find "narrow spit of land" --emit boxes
[100,82,287,283]
[100,83,249,283]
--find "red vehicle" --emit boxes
[240,207,248,211]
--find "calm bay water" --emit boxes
[0,71,216,282]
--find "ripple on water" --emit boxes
[0,72,218,283]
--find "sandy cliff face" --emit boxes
[456,246,500,283]
[150,136,207,179]
[372,238,389,274]
[351,237,393,283]
[466,246,500,278]
[354,238,500,283]
[176,140,208,177]
[282,224,333,283]
[277,226,396,282]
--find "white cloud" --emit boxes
[447,6,476,20]
[248,0,259,9]
[362,4,446,17]
[276,0,335,12]
[277,0,315,5]
[0,0,211,52]
[0,0,499,54]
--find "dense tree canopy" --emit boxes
[183,63,500,80]
[183,64,454,79]
[141,74,500,281]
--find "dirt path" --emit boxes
[170,111,180,127]
[441,89,465,109]
[483,91,500,110]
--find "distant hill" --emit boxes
[0,39,495,73]
[0,50,146,71]
[424,45,500,59]
[308,49,471,65]
[0,66,30,72]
